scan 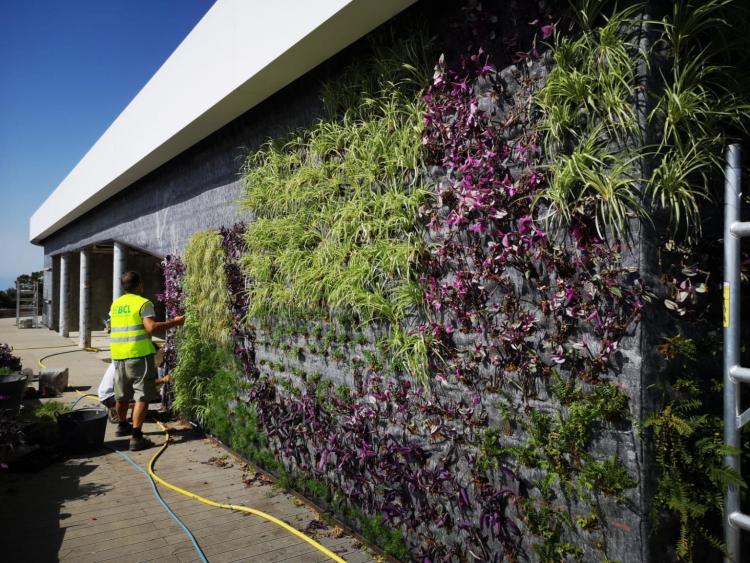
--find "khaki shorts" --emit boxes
[114,354,158,403]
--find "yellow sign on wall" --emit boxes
[724,283,730,328]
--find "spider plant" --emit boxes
[182,230,232,344]
[238,31,433,381]
[537,0,750,237]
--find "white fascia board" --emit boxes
[30,0,416,244]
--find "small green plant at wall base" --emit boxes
[519,497,583,563]
[202,355,243,442]
[172,321,224,422]
[341,506,409,561]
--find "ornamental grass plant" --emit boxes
[239,31,433,381]
[172,231,235,422]
[538,0,750,237]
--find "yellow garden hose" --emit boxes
[148,422,346,563]
[37,347,104,369]
[13,344,78,351]
[63,360,345,561]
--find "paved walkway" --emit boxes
[0,318,375,563]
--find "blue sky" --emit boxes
[0,0,214,290]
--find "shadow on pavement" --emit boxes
[0,458,109,563]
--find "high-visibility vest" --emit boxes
[110,293,156,360]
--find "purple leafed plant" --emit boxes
[196,3,645,560]
[0,343,21,373]
[157,255,185,374]
[415,5,642,555]
[157,255,185,319]
[220,223,259,379]
[420,41,642,387]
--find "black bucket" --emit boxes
[0,373,27,416]
[57,408,108,452]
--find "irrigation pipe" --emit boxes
[69,393,98,409]
[105,443,210,563]
[37,347,107,369]
[53,349,345,562]
[36,348,207,561]
[13,344,78,351]
[149,421,345,562]
[63,396,209,562]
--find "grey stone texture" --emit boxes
[39,39,336,331]
[38,367,69,395]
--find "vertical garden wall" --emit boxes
[165,1,750,561]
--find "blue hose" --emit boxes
[69,394,93,409]
[50,348,208,562]
[106,444,210,563]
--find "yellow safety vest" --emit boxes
[110,293,156,360]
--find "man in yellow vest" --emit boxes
[110,271,184,451]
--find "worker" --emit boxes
[110,271,184,451]
[98,361,172,423]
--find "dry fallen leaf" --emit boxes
[202,455,233,469]
[304,519,328,535]
[242,471,274,486]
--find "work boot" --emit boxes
[115,422,132,436]
[129,435,155,451]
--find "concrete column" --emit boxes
[113,241,127,300]
[79,248,91,348]
[59,253,70,338]
[15,280,20,327]
[44,266,53,329]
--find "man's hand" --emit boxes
[155,374,172,385]
[143,315,186,335]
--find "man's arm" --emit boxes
[142,315,185,335]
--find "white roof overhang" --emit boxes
[30,0,416,244]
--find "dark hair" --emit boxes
[121,271,141,293]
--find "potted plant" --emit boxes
[0,343,26,416]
